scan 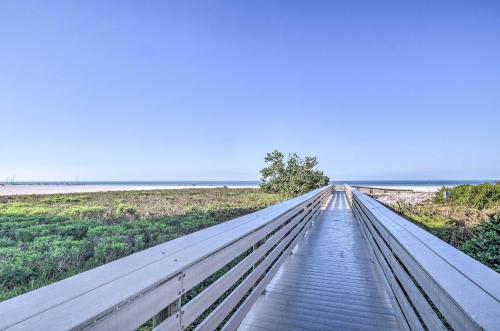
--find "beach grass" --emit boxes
[0,188,284,301]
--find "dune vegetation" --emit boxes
[390,183,500,272]
[0,188,284,301]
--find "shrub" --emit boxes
[114,203,139,219]
[93,238,128,264]
[461,214,500,272]
[434,183,500,209]
[2,202,53,216]
[62,206,106,219]
[0,238,16,248]
[43,195,89,204]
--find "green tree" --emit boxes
[260,150,330,197]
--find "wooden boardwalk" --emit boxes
[238,191,400,331]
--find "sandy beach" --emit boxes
[0,184,258,196]
[0,183,444,196]
[370,191,435,205]
[343,185,440,205]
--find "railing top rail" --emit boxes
[347,186,500,330]
[0,186,331,331]
[350,185,414,193]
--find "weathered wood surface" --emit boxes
[346,186,500,331]
[238,191,401,331]
[0,186,332,331]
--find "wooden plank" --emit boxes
[389,251,447,331]
[84,274,182,331]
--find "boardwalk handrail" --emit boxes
[345,186,500,331]
[0,186,332,331]
[349,185,414,193]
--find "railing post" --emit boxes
[152,299,181,328]
[152,273,184,328]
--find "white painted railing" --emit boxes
[0,186,332,331]
[345,186,500,331]
[350,185,414,193]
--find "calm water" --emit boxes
[4,180,496,188]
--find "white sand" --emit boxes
[0,185,257,196]
[370,192,435,206]
[350,186,442,205]
[342,185,441,205]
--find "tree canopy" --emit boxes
[260,150,330,197]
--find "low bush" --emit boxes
[461,214,500,272]
[390,183,499,272]
[61,206,107,219]
[0,188,284,301]
[114,203,139,219]
[434,183,500,209]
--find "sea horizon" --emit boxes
[1,179,496,187]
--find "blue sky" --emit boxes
[1,1,499,181]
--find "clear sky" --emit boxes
[1,1,499,181]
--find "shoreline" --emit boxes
[0,184,259,196]
[0,183,444,196]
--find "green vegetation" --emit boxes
[260,150,329,197]
[392,183,500,272]
[0,188,284,301]
[434,183,500,209]
[461,214,500,272]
